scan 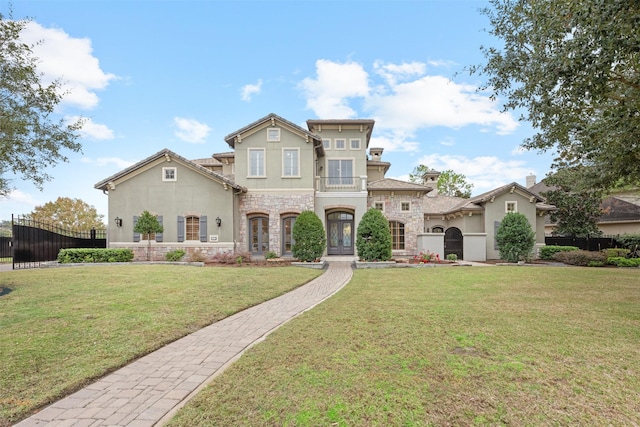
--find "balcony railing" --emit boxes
[316,176,367,192]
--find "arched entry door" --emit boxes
[327,212,354,255]
[444,227,463,260]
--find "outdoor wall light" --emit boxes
[216,217,222,227]
[114,217,123,227]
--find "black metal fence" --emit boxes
[545,235,621,251]
[0,236,11,258]
[11,215,106,269]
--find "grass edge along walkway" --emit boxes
[14,262,353,427]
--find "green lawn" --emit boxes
[0,264,322,425]
[168,267,640,426]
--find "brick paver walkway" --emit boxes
[15,261,353,426]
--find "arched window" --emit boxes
[389,221,405,250]
[432,226,444,233]
[186,216,200,241]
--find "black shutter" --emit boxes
[155,216,163,242]
[199,216,207,242]
[177,216,185,242]
[133,216,140,242]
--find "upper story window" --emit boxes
[267,128,281,142]
[248,148,266,177]
[401,202,410,212]
[374,202,384,211]
[327,159,353,186]
[350,139,361,150]
[335,138,346,150]
[322,139,331,150]
[163,167,177,181]
[506,201,518,213]
[283,148,299,177]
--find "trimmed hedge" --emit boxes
[607,257,640,268]
[539,245,579,260]
[57,248,134,264]
[292,211,326,262]
[604,248,630,258]
[553,249,607,266]
[356,208,392,262]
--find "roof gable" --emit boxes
[223,113,322,150]
[94,148,246,192]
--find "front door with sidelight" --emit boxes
[327,212,354,255]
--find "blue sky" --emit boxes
[1,0,554,224]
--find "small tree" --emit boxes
[495,212,535,262]
[292,211,326,262]
[133,210,164,261]
[356,208,392,261]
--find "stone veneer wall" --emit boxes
[110,242,235,262]
[238,192,315,256]
[368,193,425,255]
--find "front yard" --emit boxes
[168,267,640,426]
[0,265,321,425]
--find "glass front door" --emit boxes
[327,212,354,255]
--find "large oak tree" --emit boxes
[29,197,104,230]
[1,12,83,196]
[473,0,640,189]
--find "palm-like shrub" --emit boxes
[292,211,326,262]
[495,212,535,262]
[356,208,392,261]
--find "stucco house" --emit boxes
[527,176,640,236]
[95,113,553,261]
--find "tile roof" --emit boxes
[367,178,433,192]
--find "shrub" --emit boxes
[604,248,630,258]
[264,250,278,259]
[495,212,535,263]
[57,248,134,263]
[607,257,640,267]
[210,251,252,265]
[292,211,326,262]
[539,245,579,260]
[356,208,392,262]
[133,210,164,261]
[414,251,439,263]
[446,253,458,261]
[187,250,207,263]
[166,249,186,262]
[617,233,640,250]
[554,250,607,266]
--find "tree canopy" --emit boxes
[409,165,473,198]
[29,197,104,230]
[474,0,640,189]
[134,210,164,261]
[542,168,603,237]
[0,12,83,196]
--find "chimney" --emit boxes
[422,169,440,197]
[526,174,536,188]
[369,147,384,161]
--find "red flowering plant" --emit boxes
[414,251,440,263]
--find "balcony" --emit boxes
[316,176,367,192]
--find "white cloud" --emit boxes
[241,79,263,101]
[416,154,531,193]
[299,59,369,118]
[299,59,519,152]
[83,157,135,169]
[369,132,420,153]
[4,189,41,209]
[373,60,426,86]
[67,116,114,140]
[439,137,456,147]
[511,145,527,155]
[21,22,117,110]
[173,117,211,144]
